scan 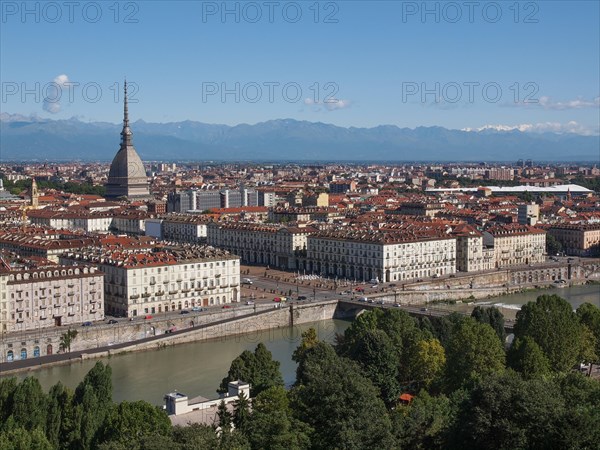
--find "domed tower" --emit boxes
[105,81,150,200]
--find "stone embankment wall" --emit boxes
[0,301,340,365]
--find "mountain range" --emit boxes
[1,113,597,162]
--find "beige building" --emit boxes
[146,215,210,243]
[0,261,104,337]
[452,224,494,273]
[548,223,600,256]
[306,230,457,283]
[207,222,314,270]
[518,203,540,226]
[483,224,546,268]
[61,246,240,317]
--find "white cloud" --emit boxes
[462,121,599,136]
[510,95,600,110]
[303,97,352,112]
[43,74,70,114]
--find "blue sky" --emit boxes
[1,1,599,134]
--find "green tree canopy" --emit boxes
[514,295,583,372]
[445,318,506,391]
[471,305,506,342]
[291,342,395,450]
[246,386,311,450]
[507,336,551,380]
[218,343,284,397]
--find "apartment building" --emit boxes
[306,230,457,283]
[548,223,600,256]
[206,222,314,270]
[452,224,494,272]
[482,224,546,268]
[61,246,240,317]
[0,259,104,336]
[145,215,210,243]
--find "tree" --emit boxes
[576,302,600,372]
[292,327,319,364]
[98,401,172,447]
[0,427,53,450]
[172,423,220,449]
[246,386,311,450]
[219,343,284,397]
[450,371,565,450]
[0,377,17,426]
[59,329,78,353]
[291,342,395,450]
[471,306,506,342]
[45,382,72,449]
[72,362,114,450]
[507,336,551,380]
[413,338,446,389]
[10,377,47,431]
[514,295,583,372]
[349,329,400,405]
[546,234,563,256]
[232,391,250,432]
[392,391,453,450]
[445,318,505,391]
[217,400,232,432]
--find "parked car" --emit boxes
[165,327,177,334]
[144,315,153,320]
[273,297,287,303]
[388,283,397,288]
[222,305,233,309]
[107,319,118,325]
[82,321,92,327]
[359,297,368,302]
[297,295,307,300]
[180,310,190,315]
[246,300,255,305]
[242,278,253,285]
[191,306,202,312]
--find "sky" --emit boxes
[1,1,599,134]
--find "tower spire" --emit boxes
[121,79,133,147]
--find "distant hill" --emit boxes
[0,114,597,162]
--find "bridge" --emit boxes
[335,298,515,333]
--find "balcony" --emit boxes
[40,305,46,310]
[54,304,60,308]
[155,291,164,296]
[130,294,140,299]
[68,284,75,288]
[141,293,151,298]
[67,292,75,297]
[89,290,97,294]
[168,291,178,295]
[149,281,156,285]
[16,308,24,313]
[89,281,96,285]
[68,302,75,307]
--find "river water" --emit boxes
[12,319,351,405]
[10,284,599,404]
[436,284,599,320]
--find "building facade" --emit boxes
[482,224,546,268]
[548,224,600,256]
[0,262,104,336]
[61,246,240,317]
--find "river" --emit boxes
[12,319,351,405]
[9,284,599,404]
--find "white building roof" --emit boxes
[427,184,592,194]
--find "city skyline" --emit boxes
[1,1,599,136]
